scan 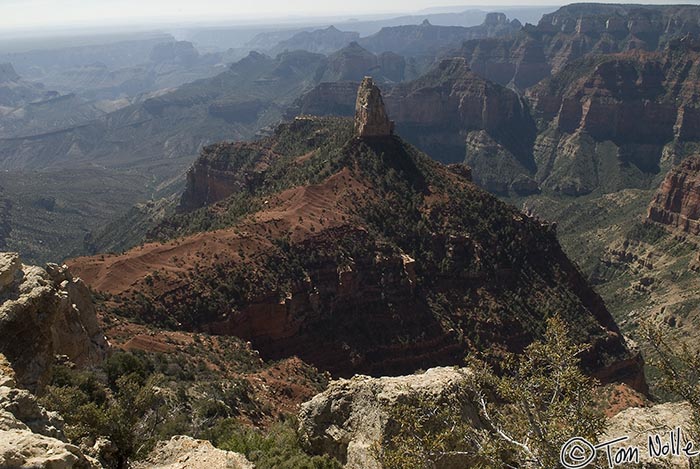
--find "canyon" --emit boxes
[69,83,645,392]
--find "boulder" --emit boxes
[602,402,692,468]
[0,253,107,392]
[298,367,482,469]
[133,435,253,469]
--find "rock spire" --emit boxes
[354,76,394,138]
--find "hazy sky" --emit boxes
[2,0,700,30]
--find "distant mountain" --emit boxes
[0,35,173,77]
[290,11,700,197]
[0,50,326,174]
[10,40,225,101]
[68,88,644,388]
[358,14,521,57]
[0,93,104,139]
[0,63,51,108]
[0,50,331,262]
[320,42,409,83]
[269,26,360,55]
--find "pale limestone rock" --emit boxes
[602,402,693,468]
[298,367,482,469]
[0,429,94,469]
[0,254,107,392]
[133,435,254,469]
[0,356,101,468]
[0,253,21,291]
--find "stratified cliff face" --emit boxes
[457,36,551,91]
[385,57,538,193]
[70,99,645,391]
[0,253,107,392]
[648,156,700,235]
[527,37,700,195]
[286,81,359,119]
[456,4,700,91]
[179,141,276,211]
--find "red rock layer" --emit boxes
[648,156,700,235]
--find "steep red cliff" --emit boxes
[648,156,700,235]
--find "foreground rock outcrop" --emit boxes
[299,368,689,469]
[299,367,481,469]
[0,354,100,469]
[133,436,253,469]
[602,402,693,468]
[0,253,107,392]
[648,155,700,235]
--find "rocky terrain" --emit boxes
[0,354,101,468]
[299,367,480,469]
[0,249,329,467]
[133,436,253,469]
[69,81,644,390]
[602,401,692,468]
[0,253,106,467]
[0,252,106,391]
[298,366,687,469]
[354,77,394,137]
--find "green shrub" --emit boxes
[209,417,341,469]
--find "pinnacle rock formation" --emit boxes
[354,76,394,138]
